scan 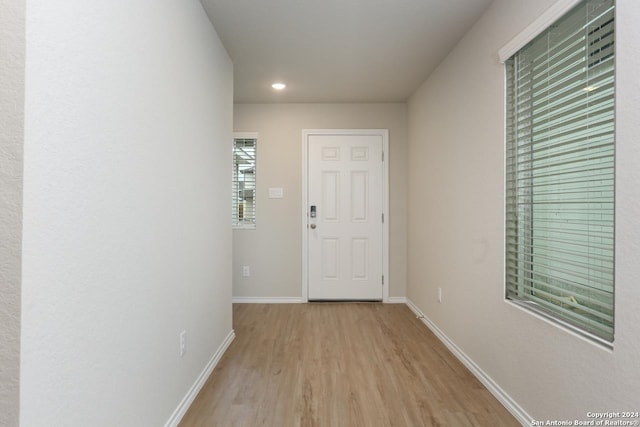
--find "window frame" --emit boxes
[501,0,616,347]
[232,132,258,230]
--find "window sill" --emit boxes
[505,298,614,351]
[232,225,256,230]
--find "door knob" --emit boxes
[310,224,317,229]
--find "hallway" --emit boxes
[180,304,518,426]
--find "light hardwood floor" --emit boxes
[179,303,519,427]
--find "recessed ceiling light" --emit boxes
[583,85,599,92]
[271,83,286,90]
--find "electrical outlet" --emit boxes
[179,330,187,357]
[242,265,250,277]
[438,287,442,304]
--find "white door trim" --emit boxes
[301,129,389,302]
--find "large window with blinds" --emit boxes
[233,134,257,229]
[505,0,615,343]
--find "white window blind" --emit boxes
[505,0,615,343]
[233,136,257,228]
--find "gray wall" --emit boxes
[20,1,233,425]
[0,0,25,425]
[407,0,640,420]
[233,103,408,300]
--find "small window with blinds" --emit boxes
[233,134,257,229]
[505,0,615,344]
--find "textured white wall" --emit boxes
[233,103,408,299]
[0,0,25,425]
[21,1,233,425]
[408,0,640,420]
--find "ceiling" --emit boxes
[202,0,493,103]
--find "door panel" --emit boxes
[322,171,340,221]
[307,133,383,300]
[351,238,368,280]
[351,171,368,221]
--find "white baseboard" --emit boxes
[233,297,408,304]
[165,329,236,427]
[405,299,530,426]
[232,297,303,304]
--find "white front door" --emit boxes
[306,131,385,300]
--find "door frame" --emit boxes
[301,129,390,302]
